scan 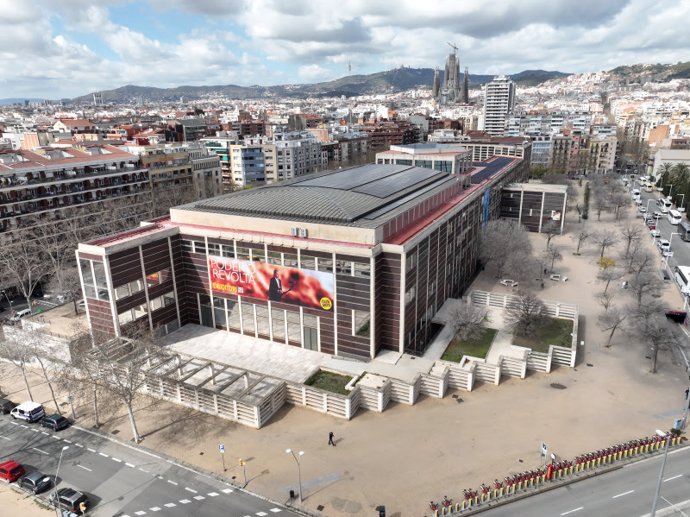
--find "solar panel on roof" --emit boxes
[471,157,513,184]
[293,164,405,190]
[353,168,447,198]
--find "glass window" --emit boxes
[354,310,370,337]
[255,305,270,337]
[213,298,226,329]
[250,247,265,262]
[317,257,333,272]
[241,302,255,335]
[284,253,298,268]
[286,310,301,344]
[404,285,416,305]
[221,244,235,258]
[335,260,352,275]
[406,251,417,272]
[193,241,206,254]
[181,240,194,252]
[353,262,370,278]
[236,246,251,261]
[271,308,286,342]
[227,300,241,331]
[207,243,220,256]
[300,255,316,271]
[267,251,281,265]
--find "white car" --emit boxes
[9,308,32,322]
[499,279,518,287]
[657,239,671,252]
[660,206,669,214]
[638,206,647,214]
[650,229,661,238]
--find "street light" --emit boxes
[645,198,653,217]
[285,448,304,503]
[53,445,69,517]
[664,232,680,267]
[677,193,685,211]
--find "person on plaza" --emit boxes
[328,431,336,446]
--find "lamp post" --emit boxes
[650,430,672,517]
[53,445,69,517]
[1,290,12,319]
[285,448,304,503]
[677,194,685,211]
[646,198,653,218]
[664,232,680,267]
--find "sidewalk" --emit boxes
[2,191,689,517]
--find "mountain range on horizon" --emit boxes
[3,60,690,106]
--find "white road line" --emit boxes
[207,492,219,497]
[99,452,109,458]
[221,488,234,494]
[32,447,49,455]
[63,439,72,444]
[77,465,92,472]
[111,457,122,463]
[134,512,146,516]
[270,509,282,513]
[167,480,178,486]
[193,495,205,501]
[138,468,150,473]
[74,443,84,448]
[51,435,60,440]
[87,448,96,453]
[41,431,50,436]
[184,487,197,493]
[612,490,634,499]
[125,462,135,468]
[10,421,18,426]
[561,508,584,516]
[156,475,164,480]
[664,474,683,482]
[149,507,161,512]
[0,435,10,441]
[256,512,267,516]
[164,503,176,508]
[19,424,28,428]
[30,428,39,432]
[179,499,191,504]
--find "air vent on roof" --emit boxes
[291,227,309,238]
[291,227,298,237]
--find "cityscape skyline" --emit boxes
[1,0,690,99]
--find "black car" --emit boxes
[0,399,16,414]
[52,487,89,515]
[40,414,70,431]
[18,470,52,494]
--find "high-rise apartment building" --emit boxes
[483,76,516,135]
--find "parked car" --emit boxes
[10,401,45,423]
[0,460,25,483]
[40,414,70,431]
[499,279,518,287]
[658,239,671,252]
[639,206,647,214]
[52,487,89,515]
[9,308,32,322]
[549,274,568,282]
[0,399,16,414]
[660,206,669,214]
[18,470,52,494]
[650,229,661,238]
[653,211,662,219]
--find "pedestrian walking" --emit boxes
[328,431,336,446]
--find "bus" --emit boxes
[680,221,690,242]
[674,266,690,295]
[668,210,682,225]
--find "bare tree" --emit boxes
[620,224,642,258]
[505,291,547,337]
[631,303,679,373]
[571,229,591,255]
[597,291,615,312]
[31,221,78,298]
[543,246,562,273]
[542,220,561,249]
[449,303,488,341]
[597,261,622,294]
[0,231,48,313]
[0,335,34,401]
[592,230,619,258]
[46,266,83,314]
[597,307,627,347]
[480,220,533,279]
[610,191,629,220]
[629,270,664,307]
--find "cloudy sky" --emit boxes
[1,0,689,99]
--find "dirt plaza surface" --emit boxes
[2,186,689,517]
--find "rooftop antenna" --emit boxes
[348,60,352,73]
[447,42,458,54]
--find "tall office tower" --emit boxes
[432,67,441,99]
[443,47,461,102]
[483,75,516,135]
[462,67,470,104]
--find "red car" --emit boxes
[0,460,25,482]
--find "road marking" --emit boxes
[10,421,18,426]
[207,492,219,497]
[612,490,634,499]
[41,431,50,436]
[30,428,39,432]
[221,488,234,494]
[184,487,197,493]
[20,424,28,428]
[0,435,10,441]
[74,443,84,448]
[193,495,205,501]
[63,439,72,444]
[149,507,161,512]
[32,447,49,455]
[167,480,178,486]
[256,512,267,516]
[51,435,60,440]
[157,475,164,480]
[561,508,584,516]
[125,462,135,468]
[664,474,683,482]
[138,468,150,473]
[99,452,109,458]
[179,499,191,504]
[270,510,282,513]
[111,457,122,463]
[164,503,176,508]
[134,512,146,516]
[77,465,92,472]
[87,448,96,453]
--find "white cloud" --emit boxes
[298,64,334,82]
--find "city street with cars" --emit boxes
[0,414,296,517]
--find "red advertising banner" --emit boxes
[209,256,334,311]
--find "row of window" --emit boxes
[117,292,176,327]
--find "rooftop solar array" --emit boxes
[470,157,514,184]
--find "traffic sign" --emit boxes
[219,443,225,454]
[541,442,548,457]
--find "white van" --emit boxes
[10,308,32,322]
[631,189,641,200]
[10,401,45,422]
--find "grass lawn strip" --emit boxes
[304,370,353,396]
[441,327,498,362]
[512,317,573,353]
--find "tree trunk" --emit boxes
[93,385,100,428]
[20,365,34,401]
[35,356,61,414]
[604,278,611,294]
[607,326,616,346]
[650,343,658,373]
[126,403,141,443]
[576,240,582,254]
[600,245,605,258]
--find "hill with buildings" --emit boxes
[608,61,690,83]
[71,68,568,103]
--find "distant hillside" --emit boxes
[72,68,569,103]
[608,61,690,82]
[0,97,45,105]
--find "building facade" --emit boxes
[77,160,527,359]
[483,76,516,136]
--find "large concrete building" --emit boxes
[375,143,472,175]
[483,76,516,135]
[76,159,527,358]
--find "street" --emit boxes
[0,415,296,517]
[481,444,690,517]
